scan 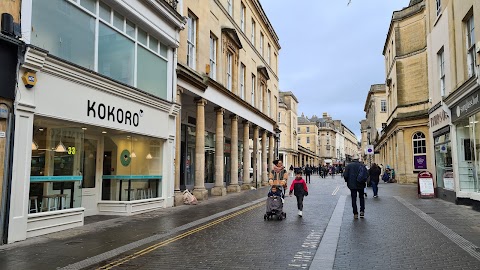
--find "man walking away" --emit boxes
[368,163,381,198]
[344,159,368,219]
[305,165,312,184]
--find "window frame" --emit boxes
[187,12,197,69]
[240,63,245,99]
[209,34,217,80]
[381,99,387,113]
[240,3,245,32]
[267,89,271,117]
[260,32,264,56]
[227,0,233,16]
[251,19,255,45]
[251,74,256,106]
[413,132,427,169]
[226,51,233,91]
[267,43,271,65]
[438,47,445,96]
[466,15,476,78]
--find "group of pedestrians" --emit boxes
[288,164,344,180]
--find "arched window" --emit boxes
[413,132,427,170]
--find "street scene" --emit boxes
[1,0,480,269]
[0,174,480,269]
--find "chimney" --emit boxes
[322,112,328,118]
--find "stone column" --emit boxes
[228,115,241,193]
[261,130,268,186]
[397,129,406,183]
[269,132,275,172]
[241,121,252,190]
[193,98,208,200]
[174,89,183,206]
[253,125,260,188]
[212,108,226,196]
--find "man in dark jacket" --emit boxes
[305,165,312,184]
[343,159,367,219]
[368,163,381,198]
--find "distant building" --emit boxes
[297,113,319,166]
[361,84,387,164]
[278,91,299,169]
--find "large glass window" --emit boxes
[457,114,480,192]
[210,35,217,80]
[187,13,197,69]
[98,23,135,85]
[137,46,168,99]
[102,134,164,201]
[31,0,170,100]
[30,121,85,213]
[31,0,95,70]
[434,132,452,189]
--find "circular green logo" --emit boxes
[120,150,131,167]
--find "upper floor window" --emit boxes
[210,34,217,80]
[381,100,387,112]
[251,74,256,106]
[278,112,281,123]
[226,52,233,91]
[187,12,197,69]
[241,3,246,32]
[227,0,233,16]
[438,47,445,96]
[306,127,310,133]
[307,137,310,144]
[466,15,476,78]
[267,90,271,117]
[31,0,169,99]
[436,0,441,16]
[251,20,256,45]
[240,63,246,99]
[259,84,264,112]
[260,32,264,56]
[267,44,271,65]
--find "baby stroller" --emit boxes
[264,185,287,221]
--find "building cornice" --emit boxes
[177,63,208,91]
[443,76,478,107]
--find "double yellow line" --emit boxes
[97,202,265,270]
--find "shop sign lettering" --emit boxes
[430,109,449,128]
[453,93,480,121]
[87,100,143,127]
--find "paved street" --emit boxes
[1,174,480,270]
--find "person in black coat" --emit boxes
[343,159,367,219]
[305,165,312,183]
[368,163,381,198]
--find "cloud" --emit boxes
[261,0,410,137]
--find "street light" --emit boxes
[366,125,372,167]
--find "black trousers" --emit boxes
[305,174,311,183]
[295,195,304,211]
[350,189,365,214]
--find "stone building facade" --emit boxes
[278,91,299,169]
[427,0,480,205]
[174,0,281,202]
[376,0,433,184]
[297,113,319,166]
[361,84,387,164]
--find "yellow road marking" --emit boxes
[96,202,265,270]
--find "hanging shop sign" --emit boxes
[451,88,480,122]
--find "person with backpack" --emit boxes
[368,163,382,198]
[343,159,368,219]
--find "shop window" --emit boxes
[137,46,168,99]
[434,132,452,189]
[457,115,480,192]
[102,135,164,201]
[30,124,85,213]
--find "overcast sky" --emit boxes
[261,0,411,139]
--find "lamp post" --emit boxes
[274,128,281,159]
[366,125,372,167]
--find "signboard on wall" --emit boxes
[414,155,427,170]
[443,171,455,191]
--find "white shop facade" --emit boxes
[7,47,178,243]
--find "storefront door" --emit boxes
[81,136,102,216]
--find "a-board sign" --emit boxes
[418,171,435,198]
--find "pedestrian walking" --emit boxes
[343,159,368,219]
[305,165,312,184]
[289,170,308,217]
[269,160,288,190]
[368,163,381,197]
[289,164,294,178]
